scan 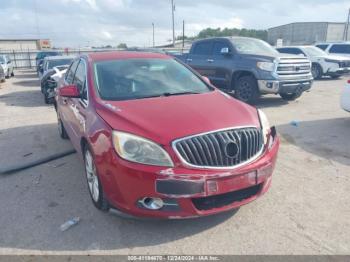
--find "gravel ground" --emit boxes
[0,69,349,255]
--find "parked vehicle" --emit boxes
[38,55,74,79]
[0,55,14,78]
[315,42,350,57]
[341,80,350,112]
[174,37,313,103]
[36,51,62,74]
[55,52,280,218]
[41,65,69,104]
[277,46,350,79]
[0,64,5,83]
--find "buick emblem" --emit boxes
[224,141,240,158]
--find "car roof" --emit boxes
[85,51,171,62]
[316,42,350,45]
[278,46,314,49]
[43,55,75,61]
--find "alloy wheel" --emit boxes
[85,150,100,203]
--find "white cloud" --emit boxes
[101,30,113,40]
[189,17,244,31]
[0,0,349,47]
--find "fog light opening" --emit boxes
[140,197,164,210]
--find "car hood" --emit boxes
[95,90,260,145]
[315,54,350,62]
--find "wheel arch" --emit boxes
[231,70,257,90]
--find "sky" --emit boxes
[0,0,349,48]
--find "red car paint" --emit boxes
[56,51,280,218]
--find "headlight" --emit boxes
[257,61,275,72]
[258,109,271,145]
[112,131,174,167]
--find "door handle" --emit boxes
[207,59,214,63]
[186,58,193,62]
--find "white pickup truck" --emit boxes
[277,46,350,79]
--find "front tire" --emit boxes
[84,146,109,211]
[331,75,341,79]
[311,64,322,79]
[234,75,260,104]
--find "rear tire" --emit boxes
[57,111,69,139]
[10,70,14,77]
[311,64,322,79]
[83,146,110,211]
[234,75,260,104]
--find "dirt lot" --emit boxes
[0,69,349,255]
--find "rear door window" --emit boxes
[213,41,230,56]
[329,44,350,54]
[192,41,213,55]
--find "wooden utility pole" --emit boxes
[182,20,185,48]
[152,23,155,47]
[171,0,175,47]
[344,8,350,41]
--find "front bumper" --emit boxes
[97,132,280,219]
[329,67,350,75]
[258,79,313,95]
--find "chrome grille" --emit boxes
[173,127,263,168]
[339,61,350,68]
[276,57,311,77]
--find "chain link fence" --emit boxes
[0,47,189,69]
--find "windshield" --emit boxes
[231,38,278,56]
[94,58,212,101]
[0,56,4,64]
[303,46,328,57]
[47,59,73,69]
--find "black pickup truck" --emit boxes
[174,37,313,103]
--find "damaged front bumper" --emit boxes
[101,129,280,219]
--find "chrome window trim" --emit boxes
[171,126,264,170]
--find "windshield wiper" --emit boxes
[139,91,200,100]
[163,91,200,97]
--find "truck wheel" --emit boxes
[11,71,14,77]
[331,75,341,79]
[234,76,259,104]
[311,64,322,79]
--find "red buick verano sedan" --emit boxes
[56,51,279,218]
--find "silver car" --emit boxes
[0,64,5,82]
[0,54,14,78]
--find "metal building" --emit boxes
[268,22,350,46]
[0,39,51,51]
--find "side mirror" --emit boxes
[220,47,230,55]
[59,85,80,98]
[7,60,11,64]
[202,76,211,85]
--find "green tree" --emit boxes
[117,43,128,49]
[196,27,268,41]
